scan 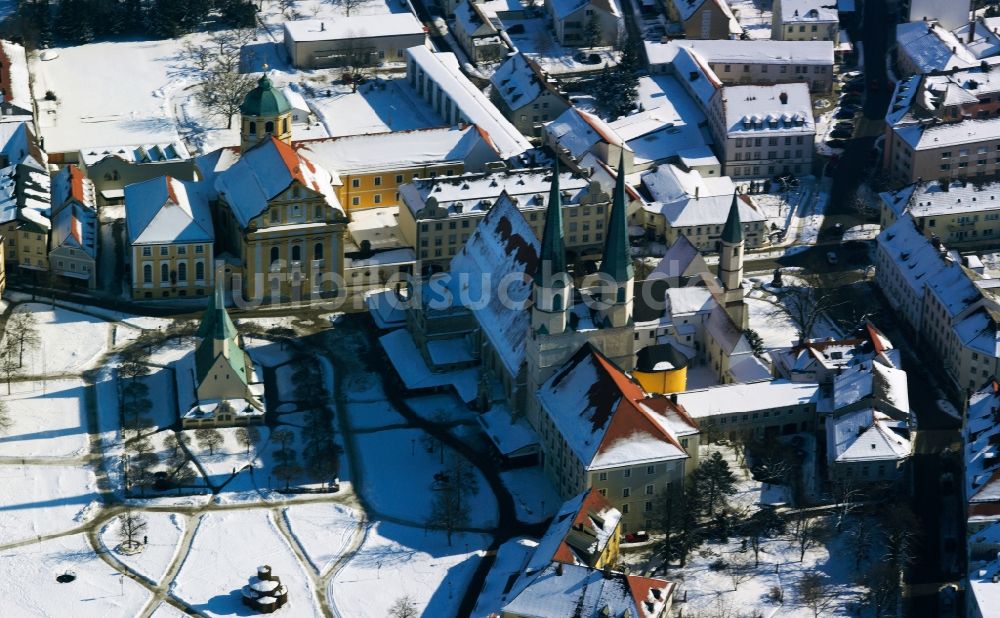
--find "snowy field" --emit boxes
[0,378,90,458]
[746,294,800,351]
[284,503,362,574]
[329,521,490,618]
[0,464,99,542]
[0,533,151,617]
[500,467,560,525]
[4,303,108,375]
[344,400,409,430]
[172,510,322,617]
[730,0,773,40]
[354,428,498,527]
[98,511,187,585]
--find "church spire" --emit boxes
[599,150,634,284]
[721,191,743,244]
[534,160,567,286]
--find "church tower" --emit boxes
[595,152,634,329]
[531,161,572,336]
[239,70,293,153]
[718,192,748,329]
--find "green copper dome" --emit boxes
[240,72,291,117]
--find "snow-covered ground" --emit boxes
[284,503,362,574]
[3,303,109,375]
[353,428,498,527]
[344,400,409,430]
[0,464,99,542]
[406,393,478,424]
[500,467,560,525]
[0,533,151,617]
[0,378,90,458]
[305,78,444,139]
[505,18,619,76]
[730,0,774,40]
[746,294,800,351]
[172,510,322,616]
[329,521,490,618]
[98,512,187,585]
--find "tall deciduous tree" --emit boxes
[118,508,147,551]
[194,427,224,455]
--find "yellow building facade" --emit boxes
[336,163,462,212]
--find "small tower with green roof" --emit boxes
[595,152,634,329]
[531,161,573,336]
[240,68,293,152]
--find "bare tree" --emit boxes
[782,273,845,342]
[118,509,147,552]
[796,572,837,617]
[236,425,261,455]
[857,562,900,618]
[388,596,419,618]
[6,312,40,367]
[882,504,920,570]
[0,341,21,394]
[273,453,301,490]
[741,508,783,567]
[790,514,829,563]
[831,480,864,532]
[332,0,367,17]
[428,456,479,546]
[194,428,224,455]
[729,555,753,590]
[183,29,258,129]
[846,516,878,573]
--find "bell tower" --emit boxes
[718,192,748,329]
[239,68,293,152]
[531,161,573,336]
[594,151,634,329]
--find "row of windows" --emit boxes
[719,63,826,74]
[142,245,205,257]
[142,261,206,284]
[268,243,325,264]
[350,170,456,189]
[734,136,807,147]
[733,150,805,161]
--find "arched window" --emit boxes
[177,262,187,282]
[314,242,323,261]
[617,286,625,302]
[195,261,204,281]
[291,244,301,262]
[282,118,289,133]
[248,122,257,135]
[161,263,169,283]
[143,264,152,283]
[265,121,275,133]
[552,292,563,311]
[270,246,280,265]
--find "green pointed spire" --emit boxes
[196,273,238,342]
[721,191,743,244]
[534,161,567,286]
[599,151,634,284]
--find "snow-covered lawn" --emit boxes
[500,467,560,525]
[730,0,773,40]
[283,502,362,574]
[183,426,268,492]
[354,428,498,527]
[329,521,490,618]
[172,510,321,617]
[747,295,800,351]
[344,400,409,430]
[98,511,187,585]
[0,378,89,458]
[0,533,151,617]
[5,303,108,375]
[244,338,297,367]
[342,371,385,402]
[305,78,444,138]
[0,464,99,542]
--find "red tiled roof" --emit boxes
[270,136,323,193]
[626,574,674,616]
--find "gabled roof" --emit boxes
[537,343,688,470]
[124,176,214,245]
[528,489,622,572]
[649,234,706,281]
[832,361,910,415]
[214,136,343,228]
[827,408,911,464]
[965,380,1000,506]
[50,201,97,259]
[449,191,540,376]
[51,165,94,217]
[490,53,552,111]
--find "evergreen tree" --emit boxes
[582,13,601,47]
[221,0,257,28]
[743,328,765,356]
[149,0,189,38]
[654,480,701,567]
[121,0,145,34]
[691,451,737,518]
[54,0,94,44]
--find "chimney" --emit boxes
[670,393,678,404]
[970,18,977,44]
[695,185,700,199]
[779,92,788,104]
[689,71,699,81]
[320,22,325,31]
[555,563,564,576]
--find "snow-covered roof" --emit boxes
[406,46,531,159]
[674,380,820,418]
[668,0,739,32]
[897,116,1000,150]
[78,141,190,167]
[776,0,838,24]
[641,164,734,204]
[280,85,309,113]
[953,18,1000,59]
[678,146,719,170]
[896,20,979,74]
[50,201,97,259]
[378,328,479,402]
[665,286,715,315]
[504,561,673,618]
[399,168,596,218]
[214,137,343,228]
[956,306,1000,357]
[827,408,911,464]
[1,41,31,112]
[491,53,556,111]
[0,160,51,229]
[537,344,690,471]
[0,122,43,167]
[50,164,95,217]
[124,176,214,246]
[721,84,815,135]
[886,75,921,127]
[478,405,538,456]
[965,380,1000,507]
[295,126,480,174]
[876,215,952,307]
[661,39,835,65]
[832,361,910,415]
[609,114,710,166]
[887,180,1000,219]
[528,489,622,571]
[545,107,622,160]
[648,191,767,229]
[283,14,425,42]
[548,0,621,20]
[448,192,539,376]
[650,234,707,280]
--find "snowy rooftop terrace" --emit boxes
[721,84,814,135]
[283,13,425,42]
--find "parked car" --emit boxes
[834,109,856,120]
[834,121,855,130]
[827,139,848,149]
[826,251,839,265]
[573,52,602,64]
[829,129,852,139]
[841,70,863,80]
[625,531,649,543]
